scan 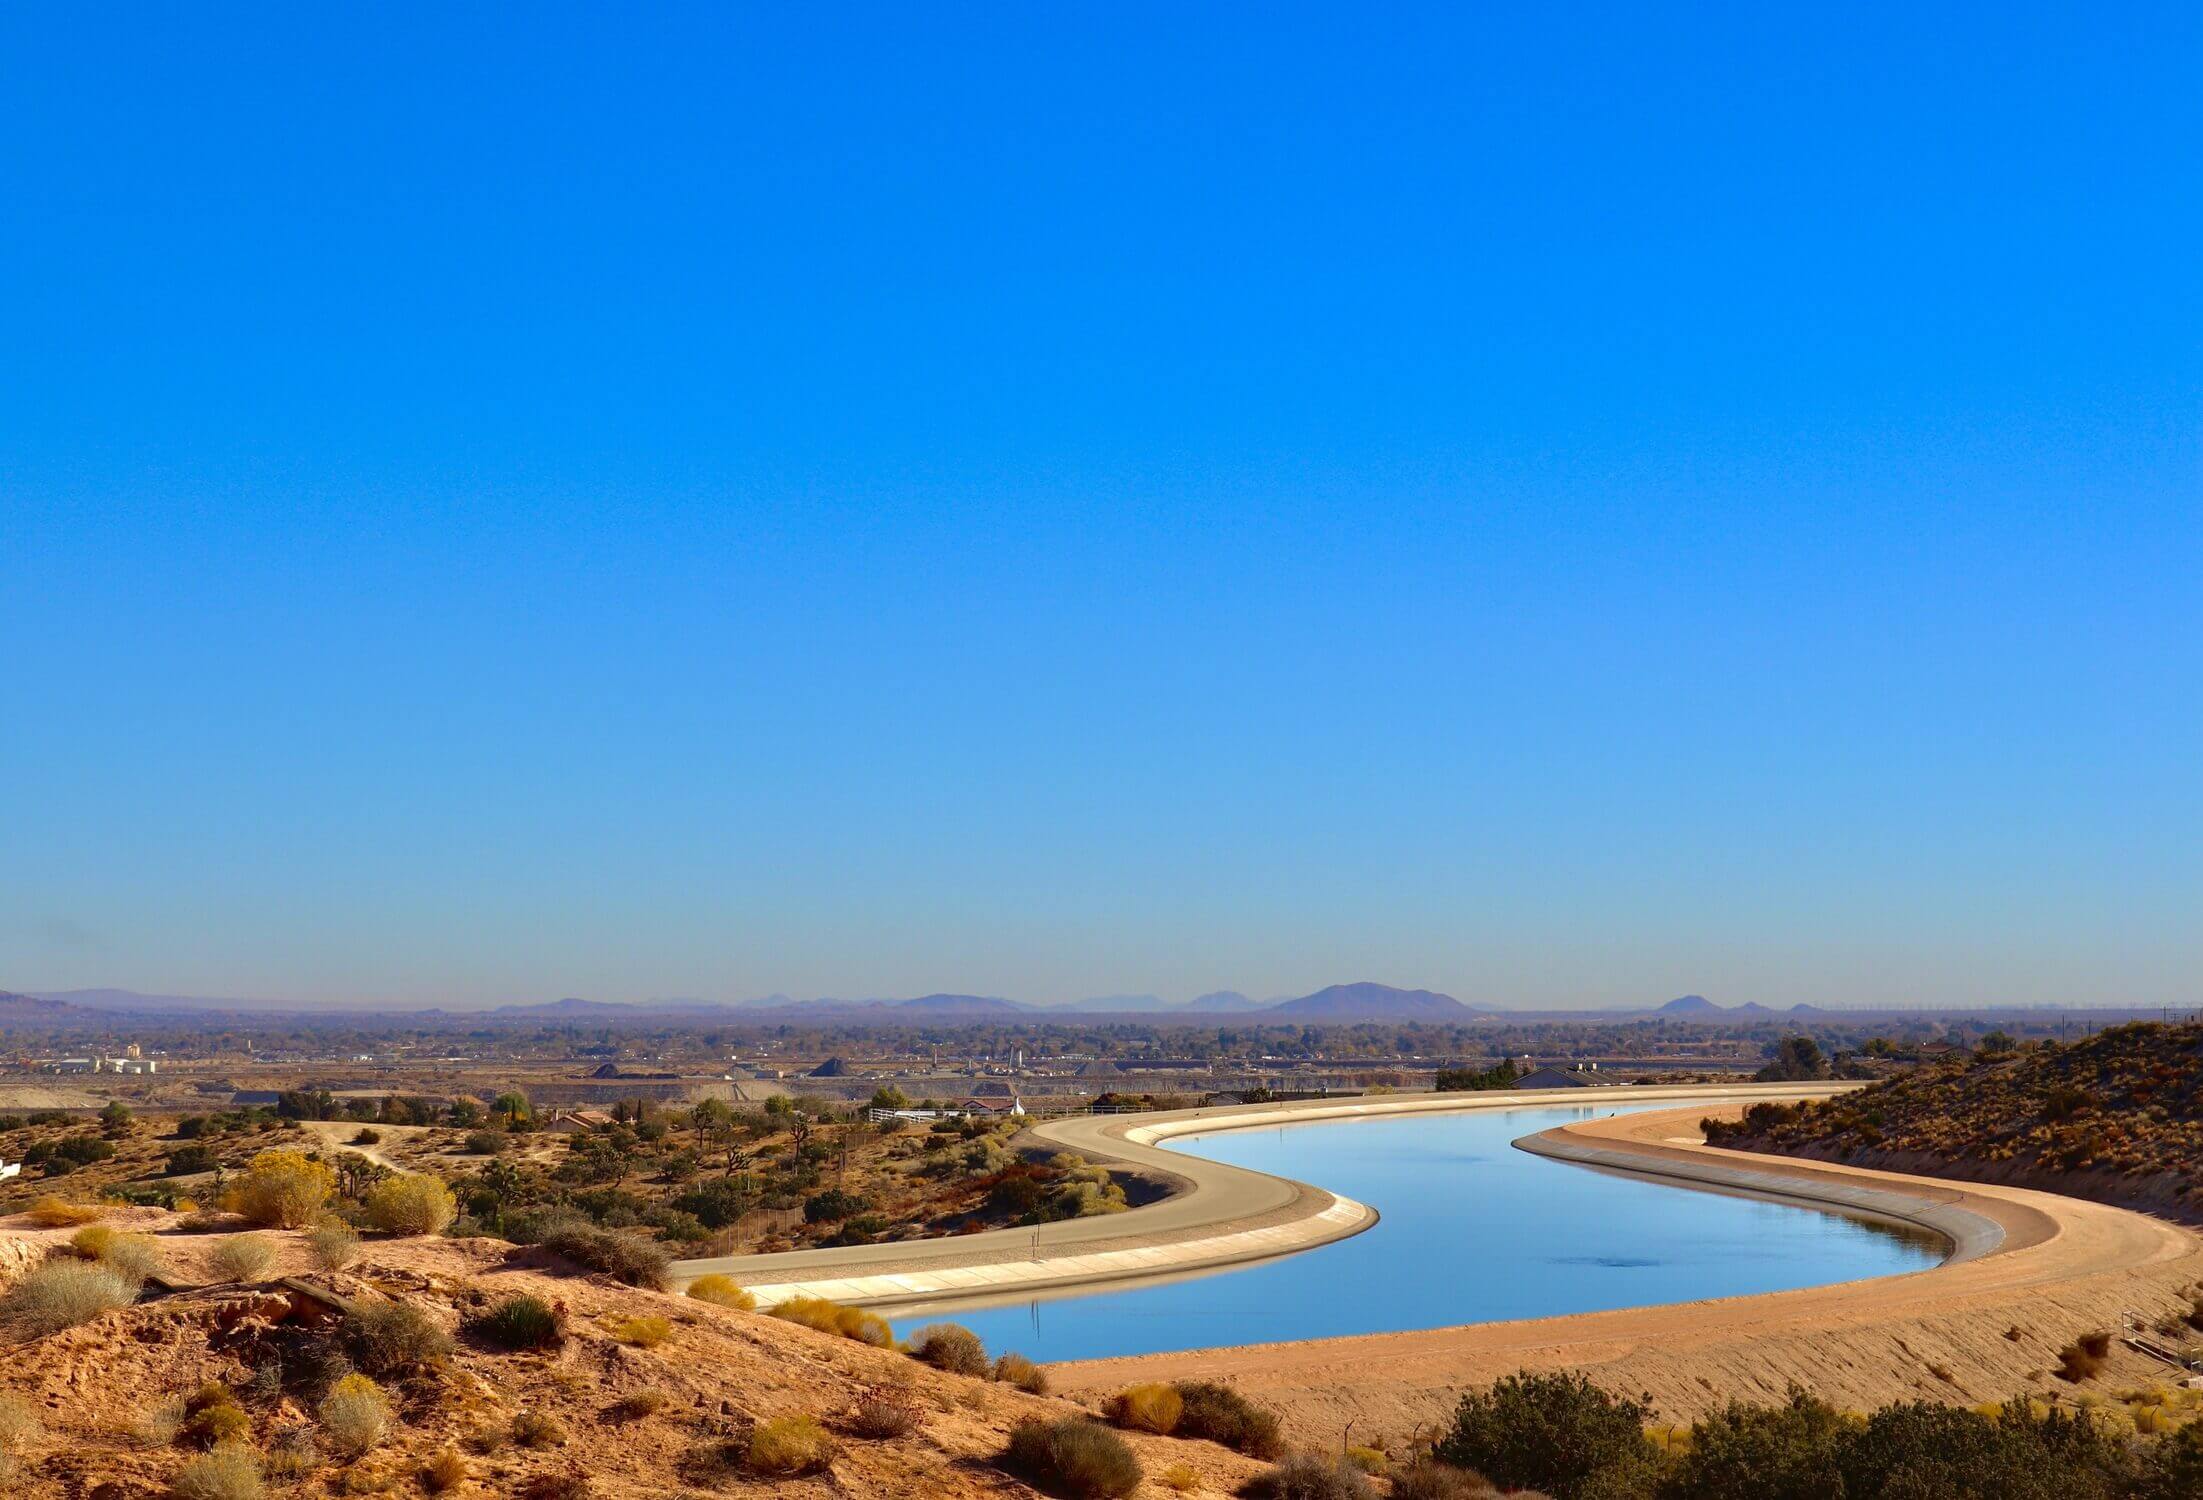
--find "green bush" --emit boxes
[908,1322,988,1376]
[1654,1387,1847,1500]
[1834,1401,2131,1500]
[1237,1455,1376,1499]
[1172,1380,1283,1459]
[1001,1417,1142,1499]
[1435,1371,1652,1499]
[468,1293,566,1350]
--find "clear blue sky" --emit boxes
[4,5,2198,1010]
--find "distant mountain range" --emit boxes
[1653,994,1826,1017]
[0,985,2110,1025]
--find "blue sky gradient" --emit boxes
[4,5,2198,1008]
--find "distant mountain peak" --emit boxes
[1657,994,1723,1014]
[1268,982,1476,1019]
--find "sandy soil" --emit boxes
[1053,1104,2203,1443]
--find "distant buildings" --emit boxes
[42,1056,157,1075]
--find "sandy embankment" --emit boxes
[1053,1105,2203,1440]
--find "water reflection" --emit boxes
[894,1102,1943,1363]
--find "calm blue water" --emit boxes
[895,1103,1941,1363]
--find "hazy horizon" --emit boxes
[5,8,2198,1013]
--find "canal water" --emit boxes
[893,1102,1941,1363]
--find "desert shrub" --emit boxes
[611,1315,671,1348]
[531,1218,670,1289]
[2057,1331,2113,1382]
[469,1293,565,1351]
[909,1322,988,1376]
[69,1223,119,1258]
[169,1446,264,1500]
[1655,1387,1848,1500]
[1238,1454,1377,1500]
[317,1374,391,1457]
[351,1128,381,1145]
[769,1294,892,1347]
[264,1427,318,1477]
[1,1259,138,1336]
[1833,1400,2127,1500]
[210,1234,276,1282]
[363,1173,457,1236]
[993,1351,1049,1394]
[342,1298,453,1375]
[1344,1446,1388,1475]
[1158,1464,1201,1493]
[1435,1371,1653,1498]
[610,1388,667,1421]
[517,1477,591,1500]
[847,1388,920,1439]
[1390,1461,1497,1499]
[1105,1383,1182,1434]
[421,1444,468,1491]
[223,1150,335,1228]
[165,1143,220,1175]
[22,1196,102,1227]
[1002,1417,1142,1499]
[1173,1380,1283,1458]
[747,1414,836,1475]
[463,1130,508,1155]
[512,1409,568,1448]
[184,1383,252,1448]
[100,1231,168,1286]
[685,1273,756,1310]
[307,1221,361,1271]
[2138,1420,2203,1500]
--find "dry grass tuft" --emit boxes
[610,1315,672,1348]
[22,1196,103,1228]
[992,1351,1049,1394]
[168,1446,265,1500]
[421,1445,468,1491]
[685,1273,756,1310]
[210,1234,276,1283]
[512,1409,568,1449]
[1,1259,138,1337]
[317,1374,391,1456]
[1104,1382,1183,1434]
[747,1414,836,1475]
[307,1221,362,1271]
[769,1294,892,1347]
